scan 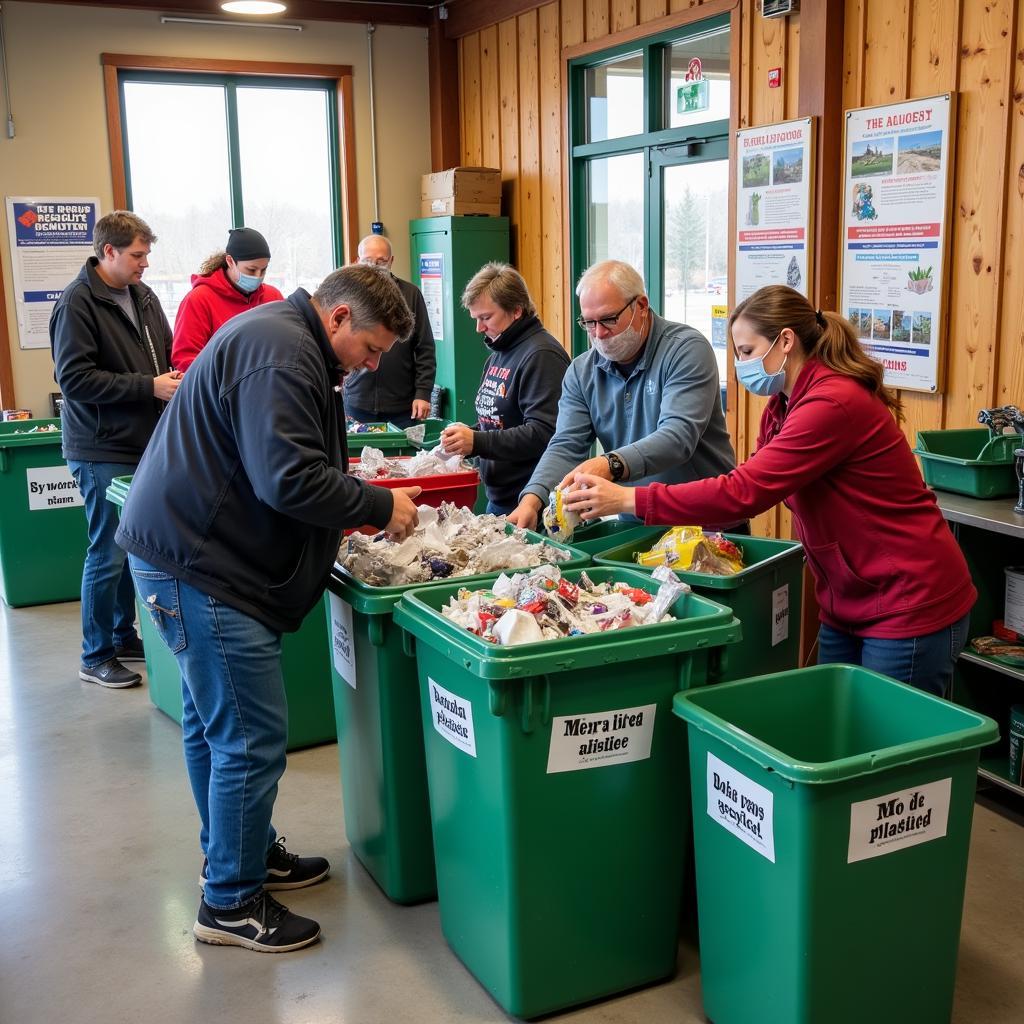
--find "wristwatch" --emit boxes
[604,451,626,482]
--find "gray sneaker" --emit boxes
[79,658,142,689]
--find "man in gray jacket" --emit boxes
[508,260,740,532]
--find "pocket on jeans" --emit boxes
[131,569,187,654]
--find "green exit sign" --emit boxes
[676,80,709,114]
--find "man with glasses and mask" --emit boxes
[507,259,741,532]
[343,234,436,428]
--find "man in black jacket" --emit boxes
[50,210,181,689]
[343,234,436,427]
[117,265,420,954]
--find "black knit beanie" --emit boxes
[226,227,271,261]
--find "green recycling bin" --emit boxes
[673,664,998,1024]
[106,476,336,750]
[596,530,804,679]
[392,417,450,450]
[568,519,661,556]
[393,567,741,1018]
[0,418,88,607]
[346,422,415,457]
[325,530,589,904]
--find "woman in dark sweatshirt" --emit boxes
[440,263,570,515]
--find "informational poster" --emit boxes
[706,752,775,863]
[418,252,444,342]
[546,703,656,774]
[840,94,955,392]
[735,117,815,302]
[5,197,100,350]
[847,777,951,864]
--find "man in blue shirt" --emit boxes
[508,260,739,531]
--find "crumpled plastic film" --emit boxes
[338,503,571,586]
[403,424,427,444]
[542,486,582,542]
[636,526,745,575]
[350,445,470,481]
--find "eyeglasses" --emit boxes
[359,257,391,268]
[576,298,636,334]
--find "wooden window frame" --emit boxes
[101,53,359,264]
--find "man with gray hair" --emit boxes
[508,259,740,531]
[345,233,436,427]
[116,265,420,954]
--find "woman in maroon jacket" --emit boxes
[171,227,284,372]
[564,284,975,697]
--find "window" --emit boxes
[569,19,731,380]
[117,69,342,326]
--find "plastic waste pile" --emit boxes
[350,445,469,480]
[346,418,389,433]
[636,526,745,575]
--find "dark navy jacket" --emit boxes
[116,290,394,633]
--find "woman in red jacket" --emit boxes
[171,227,284,372]
[564,284,975,697]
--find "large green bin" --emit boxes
[393,567,741,1018]
[325,530,589,904]
[595,531,804,680]
[106,477,336,750]
[0,418,88,607]
[912,427,1017,498]
[673,664,998,1024]
[568,519,662,556]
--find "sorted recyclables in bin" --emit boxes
[324,530,589,904]
[673,664,998,1024]
[595,531,804,679]
[0,418,88,607]
[393,567,741,1018]
[350,456,479,516]
[346,422,415,457]
[106,476,336,750]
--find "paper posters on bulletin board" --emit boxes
[840,94,955,392]
[5,197,100,350]
[418,252,444,342]
[735,117,815,303]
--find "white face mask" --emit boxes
[591,304,647,363]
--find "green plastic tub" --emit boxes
[595,531,804,680]
[913,427,1018,498]
[394,567,741,1018]
[325,529,589,904]
[347,422,415,457]
[395,418,451,451]
[673,664,998,1024]
[107,477,336,750]
[0,418,88,607]
[565,519,662,556]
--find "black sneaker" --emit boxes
[199,837,330,892]
[193,891,320,953]
[79,658,142,689]
[113,636,146,663]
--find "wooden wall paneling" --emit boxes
[943,0,1016,427]
[843,0,868,112]
[612,0,639,33]
[499,18,522,260]
[785,12,800,119]
[861,0,911,105]
[586,0,610,41]
[461,34,483,165]
[539,2,565,343]
[639,0,669,23]
[518,10,544,300]
[429,11,461,171]
[480,26,502,169]
[562,0,585,47]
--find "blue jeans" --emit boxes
[68,460,140,667]
[817,612,971,698]
[486,499,516,516]
[128,556,286,910]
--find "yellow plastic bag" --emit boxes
[636,527,745,574]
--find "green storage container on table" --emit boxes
[393,567,741,1018]
[346,422,415,457]
[0,418,88,607]
[106,477,336,750]
[568,518,662,556]
[913,427,1017,498]
[673,664,998,1024]
[325,530,589,904]
[595,530,804,680]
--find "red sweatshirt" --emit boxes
[635,358,976,638]
[171,269,284,372]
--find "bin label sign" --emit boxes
[26,466,83,510]
[428,678,476,757]
[771,584,789,647]
[328,594,357,689]
[707,752,776,863]
[847,777,951,864]
[546,703,657,774]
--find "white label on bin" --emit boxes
[771,584,789,647]
[328,593,357,689]
[546,703,657,774]
[706,752,775,863]
[26,466,83,510]
[847,777,951,864]
[428,678,476,757]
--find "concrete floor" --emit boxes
[2,599,1023,1024]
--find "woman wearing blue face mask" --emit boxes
[564,284,975,697]
[172,227,284,373]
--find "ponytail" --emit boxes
[198,250,229,276]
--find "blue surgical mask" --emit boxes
[735,332,788,397]
[236,273,262,294]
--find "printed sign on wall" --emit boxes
[418,253,444,342]
[547,703,657,774]
[847,777,951,863]
[707,751,776,862]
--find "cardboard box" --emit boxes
[421,166,501,217]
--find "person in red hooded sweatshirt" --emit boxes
[172,227,284,372]
[563,284,976,698]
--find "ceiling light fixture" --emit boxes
[221,1,287,14]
